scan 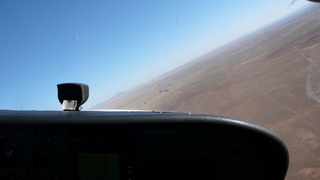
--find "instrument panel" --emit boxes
[0,110,289,180]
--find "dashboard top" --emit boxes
[0,110,289,180]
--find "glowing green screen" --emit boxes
[78,153,119,180]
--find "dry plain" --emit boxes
[98,5,320,180]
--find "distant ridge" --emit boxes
[91,91,126,109]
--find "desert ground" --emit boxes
[98,5,320,180]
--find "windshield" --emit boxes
[1,0,319,179]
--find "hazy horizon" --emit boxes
[93,3,314,109]
[0,0,311,110]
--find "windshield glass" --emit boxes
[1,0,319,179]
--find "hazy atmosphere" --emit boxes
[0,0,309,110]
[2,1,320,179]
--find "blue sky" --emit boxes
[0,0,311,110]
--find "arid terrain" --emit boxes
[98,5,320,180]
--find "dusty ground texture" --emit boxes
[98,5,320,180]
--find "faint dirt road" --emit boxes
[294,46,320,70]
[255,81,297,114]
